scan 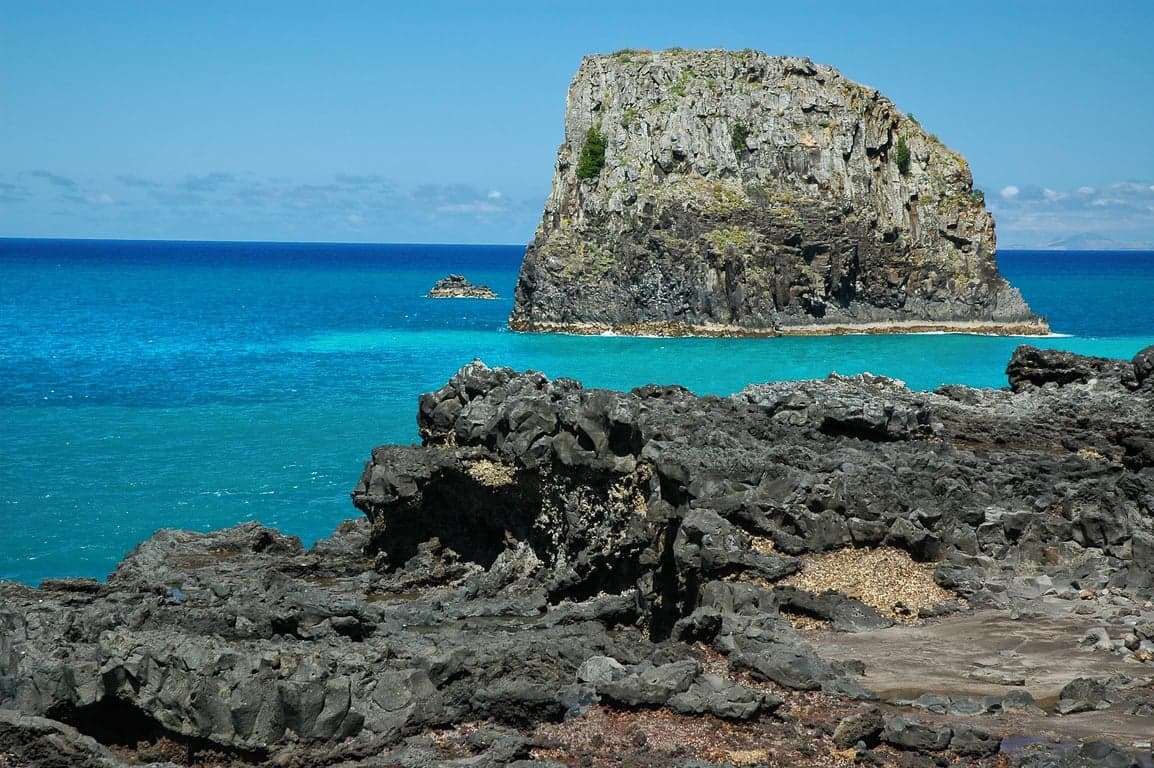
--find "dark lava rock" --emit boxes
[948,725,1000,756]
[1007,345,1134,391]
[0,709,133,768]
[666,673,781,720]
[595,660,700,707]
[832,705,883,747]
[1055,677,1113,714]
[1133,345,1154,387]
[774,585,892,632]
[1070,740,1142,768]
[4,346,1154,766]
[731,646,834,691]
[820,675,879,701]
[426,273,498,299]
[880,716,952,751]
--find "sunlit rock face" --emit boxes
[511,49,1046,336]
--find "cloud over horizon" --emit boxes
[1,170,543,244]
[983,180,1154,248]
[6,169,1153,249]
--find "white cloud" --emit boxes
[3,169,545,243]
[24,170,78,189]
[437,201,505,214]
[985,179,1154,247]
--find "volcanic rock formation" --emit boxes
[3,346,1154,767]
[510,49,1047,336]
[427,274,498,299]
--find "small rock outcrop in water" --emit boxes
[427,274,498,299]
[3,345,1154,766]
[510,49,1048,336]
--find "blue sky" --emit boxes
[2,1,1152,246]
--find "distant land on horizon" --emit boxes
[1001,233,1154,251]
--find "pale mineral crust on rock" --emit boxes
[510,49,1048,336]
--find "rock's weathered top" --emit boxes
[426,274,498,299]
[510,49,1047,336]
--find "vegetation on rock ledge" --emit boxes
[731,123,751,155]
[576,125,607,180]
[895,136,911,176]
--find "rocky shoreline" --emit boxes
[508,318,1052,338]
[3,345,1154,767]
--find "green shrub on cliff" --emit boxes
[895,136,911,176]
[731,123,751,154]
[576,126,607,180]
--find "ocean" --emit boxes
[2,238,1153,585]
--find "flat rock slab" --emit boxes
[812,605,1154,745]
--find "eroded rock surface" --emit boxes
[511,49,1047,336]
[3,344,1154,767]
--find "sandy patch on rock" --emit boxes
[780,546,957,621]
[466,459,516,487]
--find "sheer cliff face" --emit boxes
[510,50,1047,335]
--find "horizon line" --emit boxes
[0,235,529,248]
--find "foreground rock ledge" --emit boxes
[3,345,1154,767]
[511,49,1047,336]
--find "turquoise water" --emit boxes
[2,239,1153,584]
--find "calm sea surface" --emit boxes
[2,238,1153,584]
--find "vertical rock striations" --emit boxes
[510,49,1047,336]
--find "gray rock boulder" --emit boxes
[773,585,892,632]
[1132,345,1154,387]
[0,709,135,768]
[596,660,700,707]
[1007,345,1135,392]
[880,716,952,751]
[1055,677,1114,714]
[666,673,781,720]
[731,646,834,691]
[831,705,883,747]
[949,725,1000,756]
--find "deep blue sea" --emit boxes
[3,238,1153,585]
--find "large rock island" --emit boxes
[510,49,1047,336]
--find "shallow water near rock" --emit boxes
[2,238,1153,584]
